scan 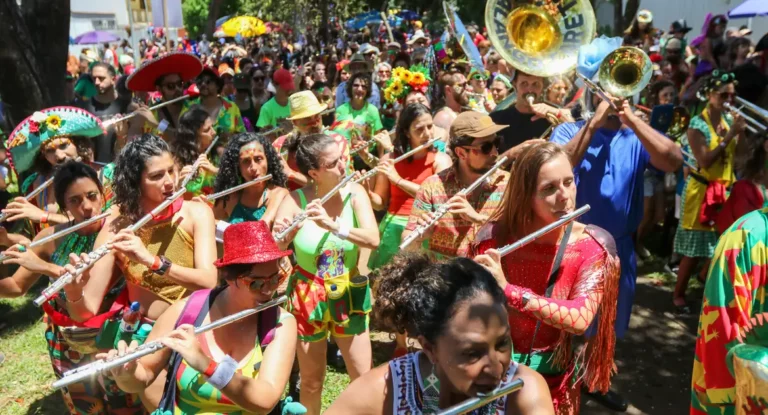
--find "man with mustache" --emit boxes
[433,71,469,131]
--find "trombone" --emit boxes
[724,97,767,134]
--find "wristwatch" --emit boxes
[155,255,172,275]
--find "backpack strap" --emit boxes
[174,288,213,328]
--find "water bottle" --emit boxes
[120,302,141,335]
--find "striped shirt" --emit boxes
[405,168,509,258]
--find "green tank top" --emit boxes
[293,189,358,276]
[227,189,268,225]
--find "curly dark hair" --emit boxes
[393,103,432,159]
[213,132,287,209]
[53,160,103,215]
[172,105,209,167]
[346,72,372,102]
[113,134,171,221]
[294,133,337,176]
[30,136,94,176]
[736,131,768,180]
[374,252,506,343]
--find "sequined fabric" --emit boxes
[120,217,194,303]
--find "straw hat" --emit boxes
[286,91,327,120]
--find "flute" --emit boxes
[101,95,190,128]
[497,205,591,257]
[0,212,111,264]
[33,187,187,307]
[53,295,288,390]
[273,173,356,241]
[179,136,221,189]
[205,174,273,202]
[436,378,525,415]
[353,136,442,184]
[0,175,55,223]
[400,156,509,249]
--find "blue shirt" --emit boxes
[335,81,381,109]
[550,121,650,240]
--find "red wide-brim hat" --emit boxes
[213,221,293,267]
[126,52,203,92]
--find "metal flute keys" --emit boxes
[205,174,273,202]
[497,205,591,257]
[353,136,442,185]
[0,175,56,223]
[273,173,357,241]
[0,212,110,264]
[436,378,525,415]
[179,136,221,189]
[400,156,509,249]
[53,295,288,390]
[33,187,187,306]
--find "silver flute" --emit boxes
[53,295,288,390]
[497,205,591,257]
[0,176,56,223]
[179,136,221,189]
[205,174,273,202]
[400,156,509,249]
[353,136,442,184]
[0,212,111,264]
[101,95,191,128]
[273,173,357,241]
[680,149,699,171]
[33,187,188,307]
[436,378,525,415]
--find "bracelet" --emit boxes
[203,360,218,378]
[207,355,238,390]
[395,177,403,187]
[155,255,172,276]
[40,212,49,224]
[150,256,162,271]
[67,291,84,303]
[333,224,351,240]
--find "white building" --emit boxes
[595,0,767,42]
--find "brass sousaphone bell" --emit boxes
[485,0,596,77]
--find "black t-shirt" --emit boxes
[76,97,129,163]
[733,62,768,105]
[490,106,551,153]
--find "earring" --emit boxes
[422,361,441,413]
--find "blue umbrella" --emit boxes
[74,30,120,45]
[729,0,768,19]
[397,10,419,21]
[443,4,484,74]
[215,15,232,27]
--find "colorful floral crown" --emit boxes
[697,69,738,101]
[383,65,432,105]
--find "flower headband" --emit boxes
[697,69,737,101]
[383,65,432,105]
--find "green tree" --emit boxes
[182,0,241,38]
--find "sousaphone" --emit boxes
[485,0,596,77]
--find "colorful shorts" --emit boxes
[286,267,372,342]
[45,310,147,415]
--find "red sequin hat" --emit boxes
[214,221,292,267]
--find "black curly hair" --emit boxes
[393,103,432,159]
[30,136,94,177]
[53,160,103,215]
[172,104,209,167]
[374,253,506,343]
[213,132,287,209]
[112,134,172,221]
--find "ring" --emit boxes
[17,244,26,253]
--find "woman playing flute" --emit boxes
[365,103,451,270]
[472,142,620,415]
[0,161,143,414]
[62,134,217,409]
[173,105,220,197]
[210,132,288,225]
[272,133,380,415]
[97,221,299,415]
[326,253,554,414]
[3,107,105,233]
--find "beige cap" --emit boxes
[450,111,508,138]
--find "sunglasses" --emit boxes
[161,81,184,90]
[241,270,283,292]
[719,92,736,100]
[461,136,500,155]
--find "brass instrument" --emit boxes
[485,0,596,77]
[575,46,653,111]
[667,106,691,138]
[724,99,767,134]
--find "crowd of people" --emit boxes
[0,5,767,415]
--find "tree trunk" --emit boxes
[204,0,223,37]
[623,0,641,31]
[320,0,330,45]
[613,0,624,37]
[0,0,70,128]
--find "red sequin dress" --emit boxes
[474,224,621,415]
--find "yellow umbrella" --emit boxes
[220,16,266,38]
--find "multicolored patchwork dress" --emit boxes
[691,208,768,415]
[285,189,371,342]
